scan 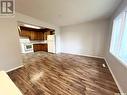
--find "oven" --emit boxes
[19,38,34,53]
[24,43,33,52]
[20,43,33,53]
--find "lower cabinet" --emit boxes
[33,44,48,52]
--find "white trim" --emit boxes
[80,54,104,59]
[61,52,104,59]
[6,65,24,73]
[84,55,104,59]
[104,58,123,94]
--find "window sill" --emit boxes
[109,51,127,69]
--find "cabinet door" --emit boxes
[37,32,43,40]
[33,44,43,52]
[38,44,43,51]
[30,31,43,40]
[30,31,35,40]
[43,44,48,52]
[19,30,31,37]
[33,44,38,52]
[43,32,47,40]
[33,44,48,52]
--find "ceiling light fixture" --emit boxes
[24,24,41,29]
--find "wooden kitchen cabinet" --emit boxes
[19,30,31,37]
[42,44,48,52]
[33,44,42,52]
[30,31,35,40]
[30,31,43,40]
[19,26,54,41]
[33,44,48,52]
[43,32,47,40]
[37,32,43,40]
[19,27,43,40]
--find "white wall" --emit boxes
[0,12,61,71]
[0,18,22,71]
[105,0,127,92]
[61,19,109,57]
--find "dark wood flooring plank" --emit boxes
[8,52,119,95]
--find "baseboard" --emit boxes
[84,55,104,59]
[104,58,123,94]
[6,65,24,73]
[61,52,104,59]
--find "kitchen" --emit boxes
[18,23,56,54]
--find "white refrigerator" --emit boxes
[47,35,56,53]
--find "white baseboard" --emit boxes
[84,55,104,59]
[6,65,24,73]
[61,52,104,59]
[104,58,123,94]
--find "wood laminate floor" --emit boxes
[8,52,119,95]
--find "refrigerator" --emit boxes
[47,35,56,53]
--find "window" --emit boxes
[110,12,127,63]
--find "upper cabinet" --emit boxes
[19,29,31,37]
[30,31,43,40]
[19,26,55,41]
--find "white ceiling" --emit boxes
[16,0,122,27]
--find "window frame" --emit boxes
[110,11,127,65]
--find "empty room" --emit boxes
[0,0,126,95]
